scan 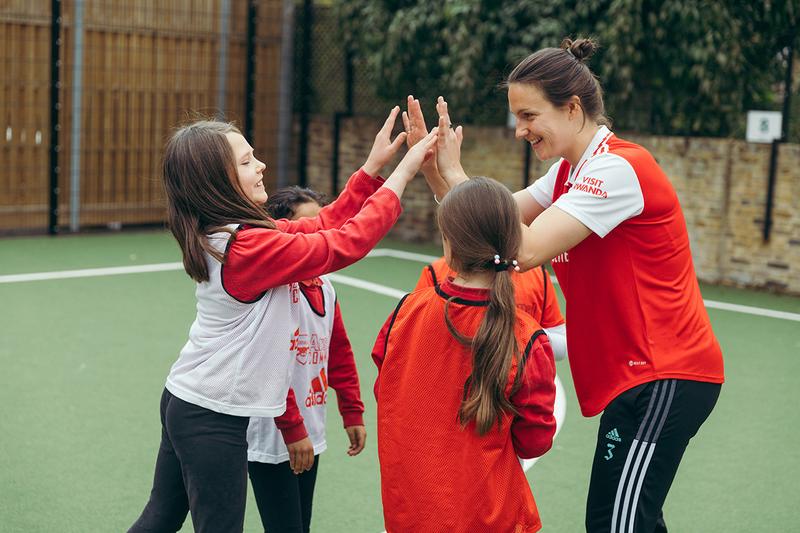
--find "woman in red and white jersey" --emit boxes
[406,37,724,533]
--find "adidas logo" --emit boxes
[605,428,622,442]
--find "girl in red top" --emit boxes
[372,177,557,533]
[128,111,437,533]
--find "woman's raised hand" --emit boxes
[363,106,408,178]
[435,96,468,186]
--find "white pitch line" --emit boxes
[0,262,184,283]
[2,248,799,324]
[367,248,440,263]
[701,300,800,322]
[369,249,800,323]
[327,273,407,299]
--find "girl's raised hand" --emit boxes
[380,128,438,200]
[391,129,439,183]
[435,96,468,186]
[363,106,408,177]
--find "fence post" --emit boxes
[763,30,795,243]
[244,0,257,142]
[69,0,85,232]
[276,0,295,188]
[217,0,231,120]
[522,142,531,189]
[781,28,795,143]
[297,0,313,187]
[49,0,62,235]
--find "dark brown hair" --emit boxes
[162,120,276,282]
[506,37,609,128]
[437,177,522,435]
[266,186,330,220]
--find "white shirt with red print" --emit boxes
[247,276,364,462]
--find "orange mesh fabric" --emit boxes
[375,284,554,533]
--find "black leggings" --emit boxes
[248,457,320,533]
[128,388,250,533]
[585,379,721,533]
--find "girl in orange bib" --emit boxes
[372,177,557,533]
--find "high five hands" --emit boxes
[402,95,469,200]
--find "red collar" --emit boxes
[437,278,490,305]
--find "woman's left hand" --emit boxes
[344,425,366,456]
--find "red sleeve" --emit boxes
[413,264,435,291]
[540,267,565,328]
[371,313,394,403]
[274,388,308,445]
[223,187,401,301]
[510,333,557,459]
[327,301,365,427]
[276,168,384,234]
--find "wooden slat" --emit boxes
[0,7,51,230]
[1,0,285,230]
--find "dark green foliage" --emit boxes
[337,0,799,138]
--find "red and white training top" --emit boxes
[527,126,724,417]
[166,169,399,418]
[247,276,365,462]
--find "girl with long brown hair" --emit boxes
[372,177,557,533]
[128,108,437,533]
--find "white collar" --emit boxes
[568,125,612,181]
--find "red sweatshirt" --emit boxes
[222,168,401,302]
[219,168,395,439]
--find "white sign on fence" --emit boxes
[746,111,782,143]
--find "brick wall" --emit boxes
[299,116,800,294]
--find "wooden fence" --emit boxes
[0,0,284,232]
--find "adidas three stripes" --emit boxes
[585,379,721,532]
